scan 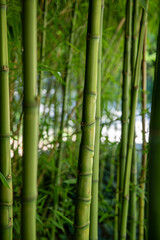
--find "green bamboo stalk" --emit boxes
[131,0,139,85]
[38,0,48,100]
[128,145,137,240]
[53,81,58,140]
[89,1,104,239]
[148,23,160,240]
[120,2,148,239]
[110,147,116,186]
[114,150,120,240]
[128,1,139,238]
[74,1,101,239]
[119,0,132,206]
[139,27,147,240]
[0,1,13,239]
[21,1,38,240]
[99,153,105,193]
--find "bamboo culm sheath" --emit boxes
[21,1,38,240]
[74,1,101,239]
[89,0,104,239]
[0,0,13,239]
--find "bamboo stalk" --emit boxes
[120,1,148,239]
[119,0,132,207]
[128,1,139,238]
[128,145,137,240]
[148,23,160,240]
[21,1,38,239]
[139,27,147,240]
[38,0,48,100]
[114,148,120,240]
[0,1,13,239]
[74,1,101,239]
[89,1,104,239]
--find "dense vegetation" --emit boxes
[0,0,160,239]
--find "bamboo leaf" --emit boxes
[49,208,73,226]
[38,63,65,84]
[66,41,80,53]
[0,172,11,189]
[36,213,44,226]
[64,178,76,184]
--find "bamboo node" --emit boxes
[6,174,12,181]
[0,65,9,72]
[122,119,127,124]
[36,95,40,105]
[22,195,37,202]
[0,223,13,230]
[92,179,99,183]
[128,144,133,149]
[95,117,101,121]
[84,91,96,96]
[81,121,85,127]
[0,4,7,8]
[120,234,127,239]
[77,196,91,202]
[23,103,38,109]
[101,0,105,7]
[79,171,92,176]
[0,134,10,138]
[133,34,138,39]
[86,33,100,40]
[74,221,90,229]
[122,97,128,101]
[125,35,130,39]
[123,71,128,75]
[81,144,94,152]
[81,121,95,128]
[124,195,129,200]
[0,202,13,207]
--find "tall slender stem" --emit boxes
[21,1,38,239]
[139,27,147,240]
[89,1,104,239]
[120,1,148,239]
[38,0,48,100]
[74,1,101,239]
[114,148,120,240]
[119,0,132,207]
[128,0,139,238]
[0,1,13,239]
[128,145,137,240]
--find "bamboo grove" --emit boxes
[0,0,159,239]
